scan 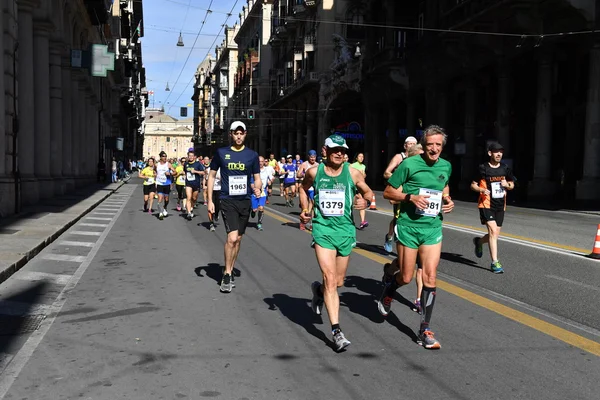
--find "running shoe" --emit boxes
[383,234,394,253]
[147,209,152,215]
[377,282,396,317]
[332,329,351,352]
[163,210,168,217]
[257,223,263,231]
[220,274,233,293]
[186,213,192,221]
[251,210,256,219]
[491,261,504,274]
[210,224,216,232]
[358,221,369,230]
[418,329,441,350]
[299,222,306,231]
[176,204,181,211]
[473,237,483,258]
[412,299,422,315]
[158,211,164,220]
[289,199,294,207]
[143,207,148,213]
[266,199,270,204]
[310,281,323,315]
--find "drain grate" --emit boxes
[0,315,46,335]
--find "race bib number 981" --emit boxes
[415,188,442,217]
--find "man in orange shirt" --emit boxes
[470,142,516,273]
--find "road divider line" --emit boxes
[263,206,600,356]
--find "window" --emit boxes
[346,7,365,41]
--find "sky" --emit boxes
[141,0,243,118]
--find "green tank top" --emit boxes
[313,163,357,238]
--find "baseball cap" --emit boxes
[308,149,317,156]
[286,154,293,159]
[229,121,246,131]
[187,147,195,153]
[159,151,167,157]
[488,142,504,151]
[324,134,349,149]
[405,136,417,143]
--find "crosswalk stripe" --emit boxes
[41,254,86,263]
[58,241,95,248]
[16,271,72,285]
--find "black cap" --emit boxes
[159,151,167,157]
[488,142,504,151]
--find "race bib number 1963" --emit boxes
[415,188,442,217]
[319,189,345,217]
[229,175,247,196]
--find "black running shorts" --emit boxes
[156,184,170,195]
[479,208,505,227]
[220,198,251,235]
[143,184,156,195]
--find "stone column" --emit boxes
[306,110,316,152]
[71,76,81,180]
[576,44,600,201]
[528,54,557,197]
[33,21,53,197]
[496,60,511,154]
[17,0,39,204]
[0,5,5,179]
[61,54,73,190]
[461,80,477,191]
[49,42,63,194]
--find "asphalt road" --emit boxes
[0,180,598,400]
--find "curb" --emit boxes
[0,182,125,285]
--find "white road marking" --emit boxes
[95,207,120,210]
[0,189,132,398]
[85,217,112,221]
[57,241,95,248]
[0,301,53,317]
[545,274,600,292]
[15,271,73,285]
[91,212,116,215]
[79,223,109,228]
[70,231,102,236]
[41,254,86,263]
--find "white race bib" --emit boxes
[287,170,295,179]
[229,175,247,196]
[491,182,505,199]
[186,172,195,181]
[318,190,345,217]
[146,177,155,185]
[415,188,442,217]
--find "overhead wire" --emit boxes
[167,0,241,113]
[163,0,215,106]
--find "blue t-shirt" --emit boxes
[283,164,297,184]
[209,146,260,199]
[184,161,204,186]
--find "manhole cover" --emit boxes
[0,229,19,235]
[0,315,46,335]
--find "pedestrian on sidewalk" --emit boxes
[111,157,118,183]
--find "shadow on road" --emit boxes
[281,222,300,229]
[194,263,223,285]
[355,242,395,257]
[263,294,333,351]
[441,252,489,271]
[64,306,160,324]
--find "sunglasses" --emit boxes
[327,147,347,154]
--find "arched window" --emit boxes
[346,6,365,41]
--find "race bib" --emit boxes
[186,172,195,181]
[319,189,345,217]
[229,175,247,196]
[146,177,155,185]
[177,175,185,184]
[491,182,505,199]
[287,170,295,179]
[415,188,442,217]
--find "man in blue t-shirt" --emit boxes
[283,155,297,207]
[184,150,205,220]
[207,121,261,293]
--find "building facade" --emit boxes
[143,108,193,160]
[0,0,146,217]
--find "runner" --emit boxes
[208,167,221,232]
[267,153,278,200]
[277,157,286,196]
[350,153,368,230]
[175,157,186,212]
[250,156,274,231]
[296,150,319,230]
[262,156,276,205]
[155,151,175,220]
[282,155,297,207]
[202,156,211,205]
[470,142,515,274]
[378,125,454,350]
[294,154,303,192]
[184,149,204,220]
[207,121,261,293]
[300,134,374,352]
[382,136,418,252]
[139,157,156,213]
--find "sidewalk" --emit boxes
[0,181,124,284]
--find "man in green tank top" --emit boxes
[299,134,374,352]
[378,125,454,350]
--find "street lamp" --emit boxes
[177,32,184,47]
[354,42,361,58]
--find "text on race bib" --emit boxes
[186,172,195,181]
[415,188,442,217]
[229,175,248,196]
[491,182,505,199]
[146,177,154,184]
[319,189,345,217]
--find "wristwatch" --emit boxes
[365,199,372,208]
[405,194,412,203]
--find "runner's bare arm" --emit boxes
[299,168,316,222]
[442,185,454,213]
[470,180,489,195]
[383,154,402,180]
[207,169,217,213]
[253,173,262,197]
